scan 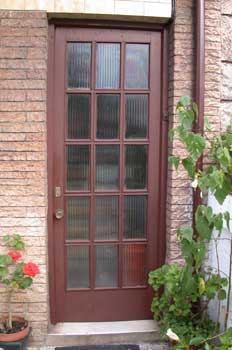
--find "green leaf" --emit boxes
[218,289,227,300]
[190,337,205,346]
[3,235,10,241]
[15,241,25,250]
[180,96,191,106]
[15,262,24,274]
[204,117,212,131]
[224,212,230,230]
[18,276,33,289]
[214,213,223,233]
[0,254,12,265]
[221,277,228,287]
[177,227,193,242]
[0,266,9,277]
[182,157,196,178]
[169,156,181,171]
[198,277,206,295]
[220,327,232,346]
[2,278,10,285]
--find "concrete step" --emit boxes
[46,320,161,347]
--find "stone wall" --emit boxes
[166,0,195,264]
[0,10,49,346]
[221,1,232,129]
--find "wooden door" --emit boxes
[50,26,163,322]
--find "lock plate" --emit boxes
[55,208,64,219]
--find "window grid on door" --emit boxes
[64,40,150,290]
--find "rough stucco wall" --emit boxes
[0,10,49,346]
[221,1,232,129]
[166,0,194,264]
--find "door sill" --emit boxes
[46,320,160,346]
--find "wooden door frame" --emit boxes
[47,19,169,324]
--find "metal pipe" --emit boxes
[193,0,205,230]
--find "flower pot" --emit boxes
[0,316,29,342]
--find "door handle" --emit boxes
[55,208,64,220]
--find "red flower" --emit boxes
[23,262,40,278]
[8,251,22,263]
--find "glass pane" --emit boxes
[125,44,149,89]
[123,244,146,286]
[95,245,118,287]
[95,196,118,240]
[125,145,147,189]
[67,197,90,240]
[97,94,119,139]
[67,145,90,191]
[96,145,119,190]
[96,43,120,89]
[124,196,147,239]
[125,95,148,138]
[68,43,91,88]
[67,94,90,139]
[67,245,89,288]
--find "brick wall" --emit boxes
[166,0,195,264]
[0,10,48,346]
[221,0,232,129]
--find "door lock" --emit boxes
[55,208,64,220]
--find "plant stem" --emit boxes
[224,234,232,329]
[7,288,13,329]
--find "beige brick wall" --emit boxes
[0,10,49,346]
[0,0,172,19]
[166,0,195,264]
[221,0,232,129]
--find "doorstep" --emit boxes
[46,320,160,346]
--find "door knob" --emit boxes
[55,208,64,219]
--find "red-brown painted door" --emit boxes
[51,26,162,321]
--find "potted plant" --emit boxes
[0,234,39,342]
[148,97,232,350]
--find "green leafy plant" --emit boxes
[149,97,232,350]
[0,234,39,333]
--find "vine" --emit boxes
[148,96,232,349]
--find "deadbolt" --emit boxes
[55,208,64,220]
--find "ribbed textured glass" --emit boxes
[95,245,118,287]
[67,197,90,240]
[96,145,119,190]
[67,145,90,191]
[68,94,90,139]
[124,196,147,239]
[96,43,120,89]
[68,43,91,88]
[125,95,148,138]
[97,94,119,139]
[67,245,89,288]
[125,44,149,89]
[123,244,146,286]
[95,196,118,240]
[125,145,147,189]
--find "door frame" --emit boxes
[47,19,169,324]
